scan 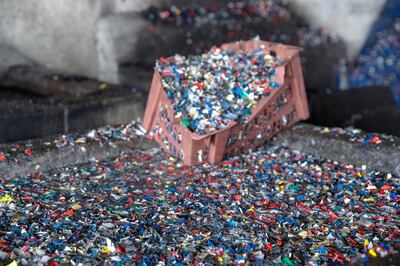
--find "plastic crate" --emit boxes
[143,39,309,165]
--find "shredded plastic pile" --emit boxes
[143,1,291,26]
[0,122,146,163]
[157,47,281,134]
[0,143,398,265]
[143,1,340,50]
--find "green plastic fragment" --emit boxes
[289,185,301,191]
[282,256,295,266]
[182,120,191,127]
[134,205,143,212]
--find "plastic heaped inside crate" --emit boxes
[143,39,309,166]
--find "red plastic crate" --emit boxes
[143,39,309,165]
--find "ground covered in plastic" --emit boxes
[0,143,399,265]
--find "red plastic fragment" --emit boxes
[62,210,74,217]
[221,161,234,167]
[380,185,392,191]
[369,135,382,144]
[22,196,33,201]
[260,199,270,206]
[24,148,32,155]
[116,245,125,255]
[114,162,124,169]
[161,71,173,76]
[194,82,204,89]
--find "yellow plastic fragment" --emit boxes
[278,180,285,192]
[99,83,108,90]
[222,214,231,219]
[189,107,196,117]
[368,248,377,257]
[322,127,330,133]
[298,231,308,238]
[363,197,375,202]
[71,204,82,211]
[0,195,13,202]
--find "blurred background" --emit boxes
[0,0,399,143]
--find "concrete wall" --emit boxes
[0,0,385,83]
[0,0,157,81]
[288,0,386,57]
[96,13,147,83]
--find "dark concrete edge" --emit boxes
[1,123,399,178]
[271,123,400,176]
[0,92,145,143]
[0,138,157,178]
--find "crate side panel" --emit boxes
[143,70,163,131]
